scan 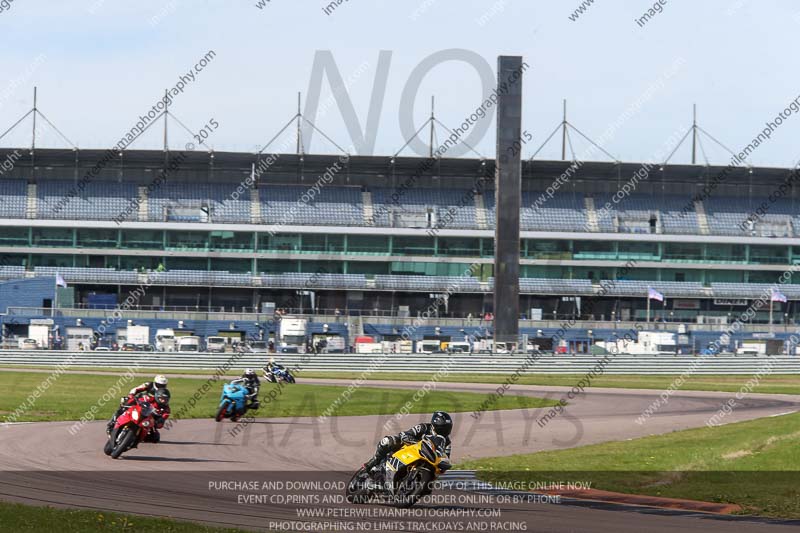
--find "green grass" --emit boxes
[296,371,800,395]
[0,501,251,532]
[3,365,800,395]
[460,412,800,519]
[0,371,556,423]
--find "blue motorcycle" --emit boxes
[215,382,249,422]
[263,365,296,384]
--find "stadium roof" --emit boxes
[0,147,796,187]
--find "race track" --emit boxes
[1,378,799,532]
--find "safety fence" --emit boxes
[0,351,798,374]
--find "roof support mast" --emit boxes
[691,103,697,165]
[561,99,567,161]
[296,92,302,155]
[31,87,37,179]
[429,95,435,158]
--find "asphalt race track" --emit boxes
[1,378,799,532]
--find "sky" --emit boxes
[0,0,799,167]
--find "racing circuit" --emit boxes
[1,375,799,532]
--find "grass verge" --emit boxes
[2,365,800,395]
[0,371,556,423]
[460,412,800,519]
[0,501,250,532]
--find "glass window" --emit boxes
[31,254,72,267]
[525,240,570,260]
[32,227,72,247]
[259,234,300,252]
[663,243,703,261]
[347,235,389,254]
[77,228,118,248]
[0,227,28,246]
[392,236,434,256]
[121,230,162,249]
[166,231,208,250]
[209,231,252,251]
[749,245,788,265]
[438,237,480,257]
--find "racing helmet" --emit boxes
[154,388,171,407]
[244,368,256,379]
[431,411,453,437]
[154,375,168,388]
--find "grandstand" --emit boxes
[0,147,799,350]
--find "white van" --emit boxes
[206,336,226,353]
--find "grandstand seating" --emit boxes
[0,179,26,218]
[704,196,797,237]
[592,194,699,234]
[149,182,250,223]
[0,176,795,239]
[371,187,476,228]
[483,191,588,232]
[37,180,138,221]
[260,185,364,226]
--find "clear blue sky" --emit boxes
[0,0,798,167]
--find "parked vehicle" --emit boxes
[206,336,227,353]
[177,336,201,352]
[155,329,176,352]
[19,338,38,350]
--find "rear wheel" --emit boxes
[110,427,136,459]
[215,401,229,422]
[393,465,434,508]
[345,466,372,504]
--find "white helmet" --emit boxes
[154,375,168,388]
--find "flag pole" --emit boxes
[770,296,774,334]
[646,293,651,324]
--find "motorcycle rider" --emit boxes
[265,357,285,373]
[363,411,453,472]
[107,375,170,434]
[142,388,171,444]
[231,368,260,410]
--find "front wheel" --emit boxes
[345,466,372,504]
[393,465,434,508]
[284,373,296,384]
[215,400,230,422]
[103,429,116,455]
[110,427,136,459]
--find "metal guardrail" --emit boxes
[0,351,798,375]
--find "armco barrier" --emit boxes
[0,350,798,375]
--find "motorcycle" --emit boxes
[346,434,451,508]
[263,365,296,384]
[215,382,253,422]
[103,396,157,459]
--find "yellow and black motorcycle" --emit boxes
[346,434,451,508]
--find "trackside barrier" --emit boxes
[0,351,798,375]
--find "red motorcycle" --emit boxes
[103,395,157,459]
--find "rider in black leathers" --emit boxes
[106,375,170,435]
[363,411,453,471]
[231,368,260,410]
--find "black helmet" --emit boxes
[431,411,453,437]
[244,368,256,379]
[154,388,170,407]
